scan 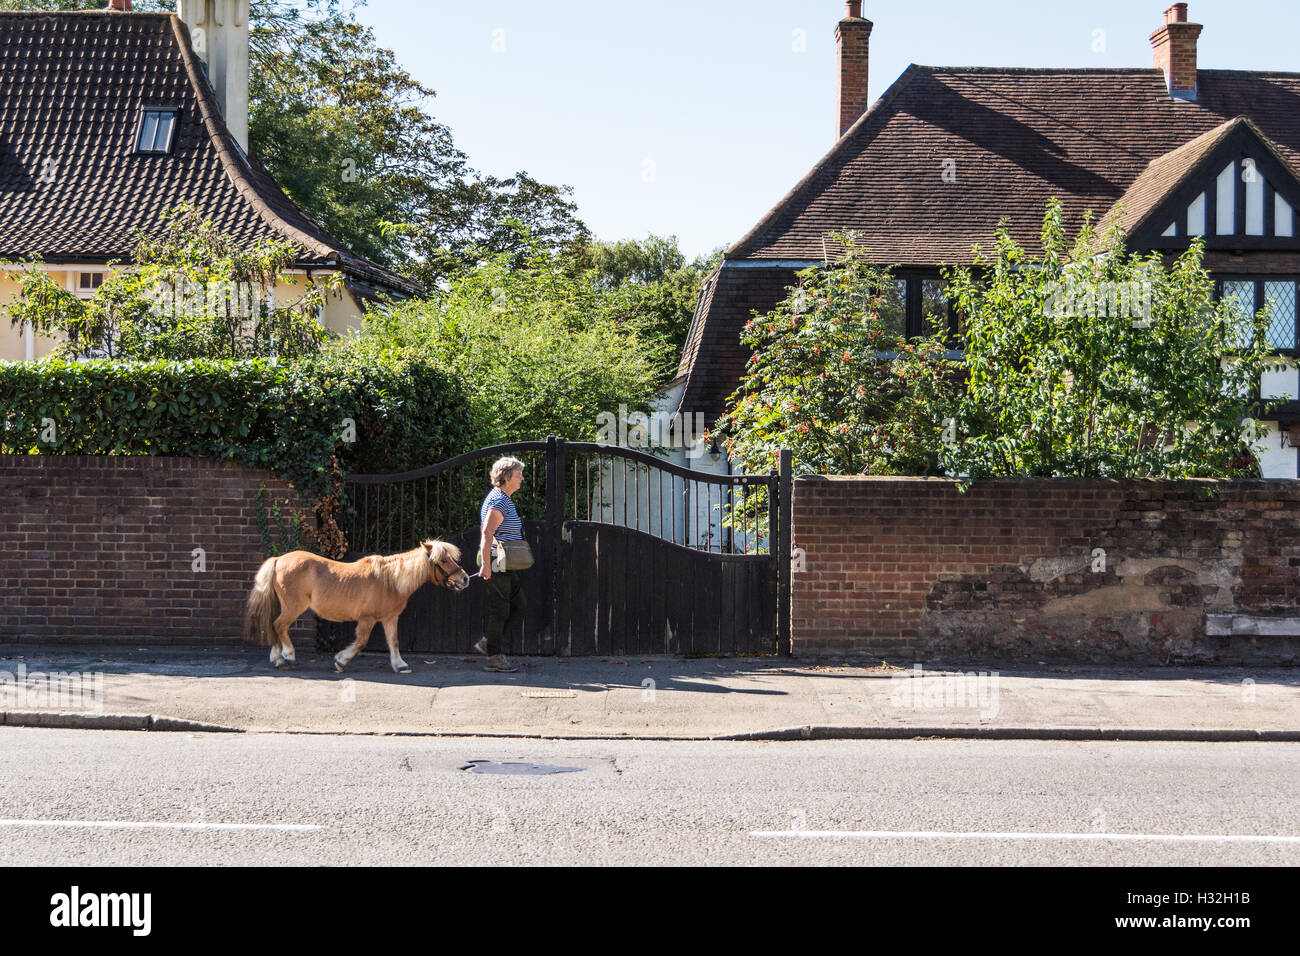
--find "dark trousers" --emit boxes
[484,570,526,655]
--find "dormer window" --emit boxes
[134,107,178,154]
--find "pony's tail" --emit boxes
[244,557,281,646]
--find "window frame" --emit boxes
[858,273,964,360]
[860,270,1297,359]
[77,271,104,294]
[896,271,961,345]
[133,106,180,155]
[1213,274,1300,355]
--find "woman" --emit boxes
[474,456,527,672]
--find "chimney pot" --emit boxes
[1150,4,1202,100]
[107,0,132,10]
[846,1,863,17]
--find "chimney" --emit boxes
[836,1,873,139]
[1150,3,1203,100]
[177,0,250,152]
[106,0,132,10]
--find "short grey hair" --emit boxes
[490,456,525,488]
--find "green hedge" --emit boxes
[0,350,474,497]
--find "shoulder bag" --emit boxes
[491,539,535,572]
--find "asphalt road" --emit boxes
[1,728,1297,866]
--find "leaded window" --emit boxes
[1215,277,1299,352]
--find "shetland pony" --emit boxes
[245,540,470,674]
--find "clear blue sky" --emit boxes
[361,1,1300,260]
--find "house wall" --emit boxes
[0,267,365,361]
[0,270,57,360]
[0,456,309,645]
[792,476,1300,664]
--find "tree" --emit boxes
[0,0,589,282]
[567,235,724,355]
[362,238,675,449]
[245,0,590,283]
[941,200,1280,479]
[714,235,957,477]
[4,205,335,361]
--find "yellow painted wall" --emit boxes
[0,270,59,361]
[0,267,366,361]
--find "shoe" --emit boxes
[483,655,519,673]
[472,637,488,656]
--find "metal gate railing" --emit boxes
[335,436,792,656]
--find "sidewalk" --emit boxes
[0,644,1297,741]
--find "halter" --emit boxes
[430,554,466,588]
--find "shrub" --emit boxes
[4,205,336,362]
[941,201,1281,479]
[718,205,1283,481]
[0,350,473,499]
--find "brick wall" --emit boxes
[793,477,1300,664]
[836,9,873,138]
[0,456,309,645]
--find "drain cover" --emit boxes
[460,760,584,775]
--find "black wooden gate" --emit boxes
[323,437,792,657]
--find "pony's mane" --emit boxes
[424,539,462,564]
[374,541,460,594]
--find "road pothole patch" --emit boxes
[459,760,584,775]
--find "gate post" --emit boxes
[777,449,792,657]
[546,435,565,654]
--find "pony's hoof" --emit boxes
[274,660,291,670]
[395,663,412,674]
[333,660,346,674]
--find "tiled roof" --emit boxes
[729,66,1300,265]
[674,265,721,383]
[674,263,800,426]
[0,11,418,295]
[1098,117,1242,236]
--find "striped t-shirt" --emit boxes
[480,487,523,541]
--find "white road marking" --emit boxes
[750,829,1300,844]
[0,819,321,832]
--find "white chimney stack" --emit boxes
[177,0,250,152]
